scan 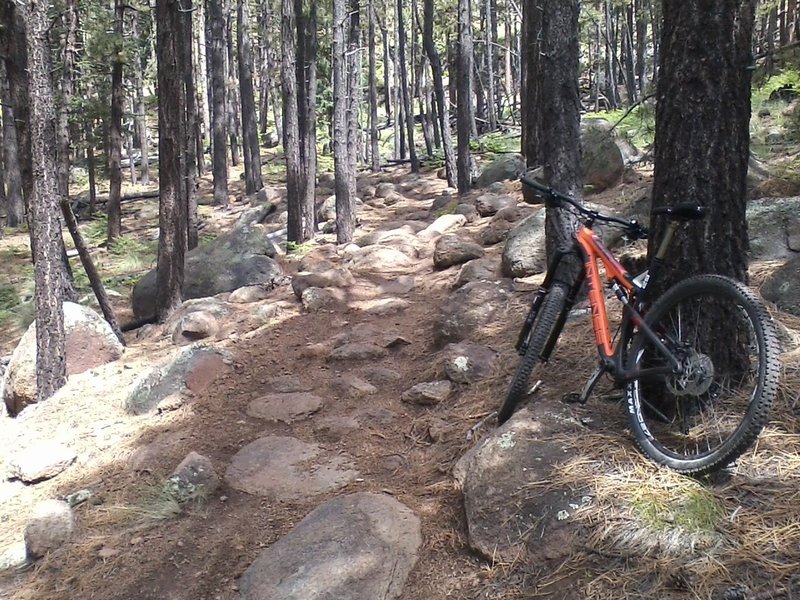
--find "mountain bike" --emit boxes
[499,176,780,475]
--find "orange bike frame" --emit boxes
[575,226,634,358]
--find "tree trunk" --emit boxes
[300,0,317,241]
[181,0,199,250]
[348,0,363,179]
[456,0,474,192]
[85,121,98,215]
[485,0,498,130]
[258,0,273,137]
[538,0,582,265]
[155,0,188,322]
[649,0,756,293]
[107,0,124,244]
[397,0,419,173]
[282,0,305,242]
[226,12,241,167]
[368,0,381,171]
[208,0,229,206]
[60,199,124,344]
[423,0,456,186]
[521,0,541,166]
[195,4,210,174]
[238,0,264,194]
[56,0,78,204]
[24,0,67,402]
[2,0,32,219]
[0,65,25,228]
[635,0,648,95]
[333,0,356,243]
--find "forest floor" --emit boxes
[0,151,800,600]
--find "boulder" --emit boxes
[25,500,75,559]
[432,281,511,349]
[125,346,232,414]
[131,206,283,318]
[501,208,548,278]
[455,411,582,562]
[3,302,124,416]
[747,197,800,261]
[433,235,485,269]
[475,193,517,217]
[8,442,77,483]
[239,493,421,600]
[762,256,800,316]
[453,258,499,288]
[441,342,499,384]
[476,154,526,188]
[224,436,358,500]
[581,118,624,193]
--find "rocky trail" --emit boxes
[1,162,800,600]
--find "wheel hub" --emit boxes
[668,351,715,396]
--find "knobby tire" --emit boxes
[498,283,568,424]
[626,274,780,475]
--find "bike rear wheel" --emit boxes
[498,283,567,424]
[626,275,780,475]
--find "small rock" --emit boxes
[168,452,221,501]
[401,381,453,406]
[329,343,388,361]
[247,392,324,423]
[433,235,485,269]
[25,499,74,559]
[229,286,270,303]
[172,311,220,345]
[9,443,77,483]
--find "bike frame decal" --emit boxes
[576,226,634,358]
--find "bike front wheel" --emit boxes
[497,283,567,424]
[626,274,780,475]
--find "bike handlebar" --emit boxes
[519,175,649,240]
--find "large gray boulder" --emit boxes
[125,345,232,414]
[239,493,421,600]
[131,207,283,318]
[476,154,526,188]
[3,302,124,416]
[581,118,625,193]
[432,281,511,349]
[455,410,584,562]
[762,256,800,316]
[747,197,800,261]
[501,208,547,278]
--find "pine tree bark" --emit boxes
[333,0,356,243]
[2,0,31,224]
[282,0,305,242]
[155,0,188,321]
[423,0,456,186]
[208,0,229,206]
[107,0,124,243]
[649,0,756,293]
[397,0,419,172]
[238,0,264,194]
[299,0,317,241]
[181,0,199,250]
[24,0,67,402]
[520,0,541,166]
[0,63,25,227]
[456,0,474,192]
[56,0,78,204]
[537,0,582,265]
[226,12,241,167]
[368,0,381,171]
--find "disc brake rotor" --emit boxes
[667,351,715,397]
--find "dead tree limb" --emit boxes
[60,199,126,345]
